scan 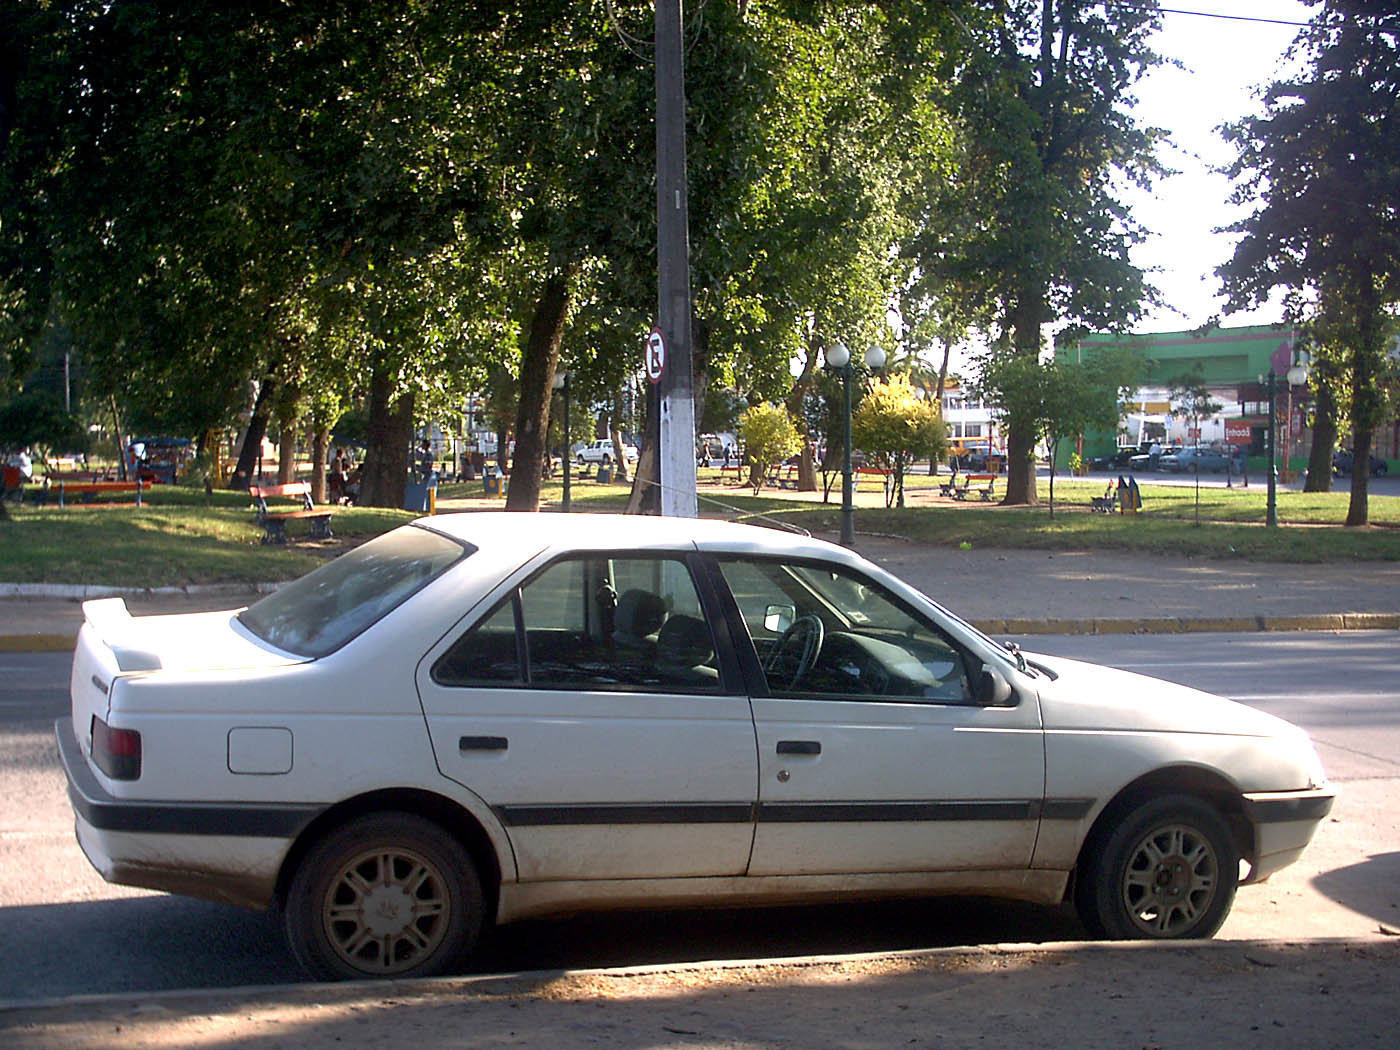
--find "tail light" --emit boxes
[91,716,141,780]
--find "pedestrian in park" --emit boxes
[722,443,732,469]
[329,447,348,504]
[416,440,434,482]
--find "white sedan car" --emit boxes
[58,514,1333,980]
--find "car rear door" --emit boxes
[709,555,1045,877]
[416,551,758,882]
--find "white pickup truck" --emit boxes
[575,439,639,465]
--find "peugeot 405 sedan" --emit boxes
[58,514,1333,980]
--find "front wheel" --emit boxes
[1076,794,1238,940]
[284,813,484,981]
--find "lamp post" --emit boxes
[827,343,854,545]
[826,343,885,547]
[552,370,571,513]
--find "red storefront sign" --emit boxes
[1225,419,1253,446]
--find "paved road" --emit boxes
[3,633,1395,1006]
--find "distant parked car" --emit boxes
[1089,446,1144,471]
[1159,446,1237,473]
[1332,450,1388,477]
[576,439,639,466]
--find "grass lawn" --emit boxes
[0,470,1395,588]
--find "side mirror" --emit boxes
[764,604,796,634]
[976,666,1014,707]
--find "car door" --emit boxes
[710,555,1044,877]
[416,551,758,882]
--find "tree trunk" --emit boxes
[1347,425,1372,526]
[506,270,573,512]
[625,384,660,514]
[1304,375,1337,492]
[229,377,276,491]
[1001,296,1043,506]
[360,363,413,509]
[276,390,299,484]
[311,426,329,504]
[931,338,953,474]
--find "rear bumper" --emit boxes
[55,718,318,909]
[1241,785,1336,884]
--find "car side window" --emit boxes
[433,554,721,694]
[715,556,974,704]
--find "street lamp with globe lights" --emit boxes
[552,370,571,513]
[826,343,886,547]
[1261,348,1310,528]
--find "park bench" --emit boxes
[716,463,744,485]
[766,463,800,489]
[34,479,146,507]
[938,471,960,497]
[249,481,334,544]
[951,473,997,502]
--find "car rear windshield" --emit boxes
[238,525,471,658]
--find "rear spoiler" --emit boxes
[82,597,163,672]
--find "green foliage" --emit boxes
[852,375,947,507]
[739,403,803,493]
[0,391,88,456]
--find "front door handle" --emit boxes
[776,740,821,755]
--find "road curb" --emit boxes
[5,613,1395,655]
[969,613,1399,636]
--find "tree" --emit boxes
[976,347,1139,518]
[852,375,947,507]
[0,391,88,464]
[1218,2,1400,526]
[915,0,1167,506]
[738,404,802,494]
[1167,368,1222,526]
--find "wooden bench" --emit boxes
[37,479,145,507]
[951,473,997,501]
[249,482,334,544]
[716,464,744,485]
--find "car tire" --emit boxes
[285,812,484,981]
[577,454,586,465]
[1076,794,1237,941]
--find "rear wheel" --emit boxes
[1076,794,1237,940]
[285,813,484,981]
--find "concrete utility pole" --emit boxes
[653,0,697,517]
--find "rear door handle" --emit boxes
[776,740,821,755]
[459,736,508,752]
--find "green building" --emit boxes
[1056,322,1397,474]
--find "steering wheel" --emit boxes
[763,614,825,689]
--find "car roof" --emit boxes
[416,511,854,563]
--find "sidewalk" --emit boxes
[3,537,1396,651]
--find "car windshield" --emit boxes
[238,525,471,658]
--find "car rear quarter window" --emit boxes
[238,525,470,658]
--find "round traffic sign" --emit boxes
[645,327,665,384]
